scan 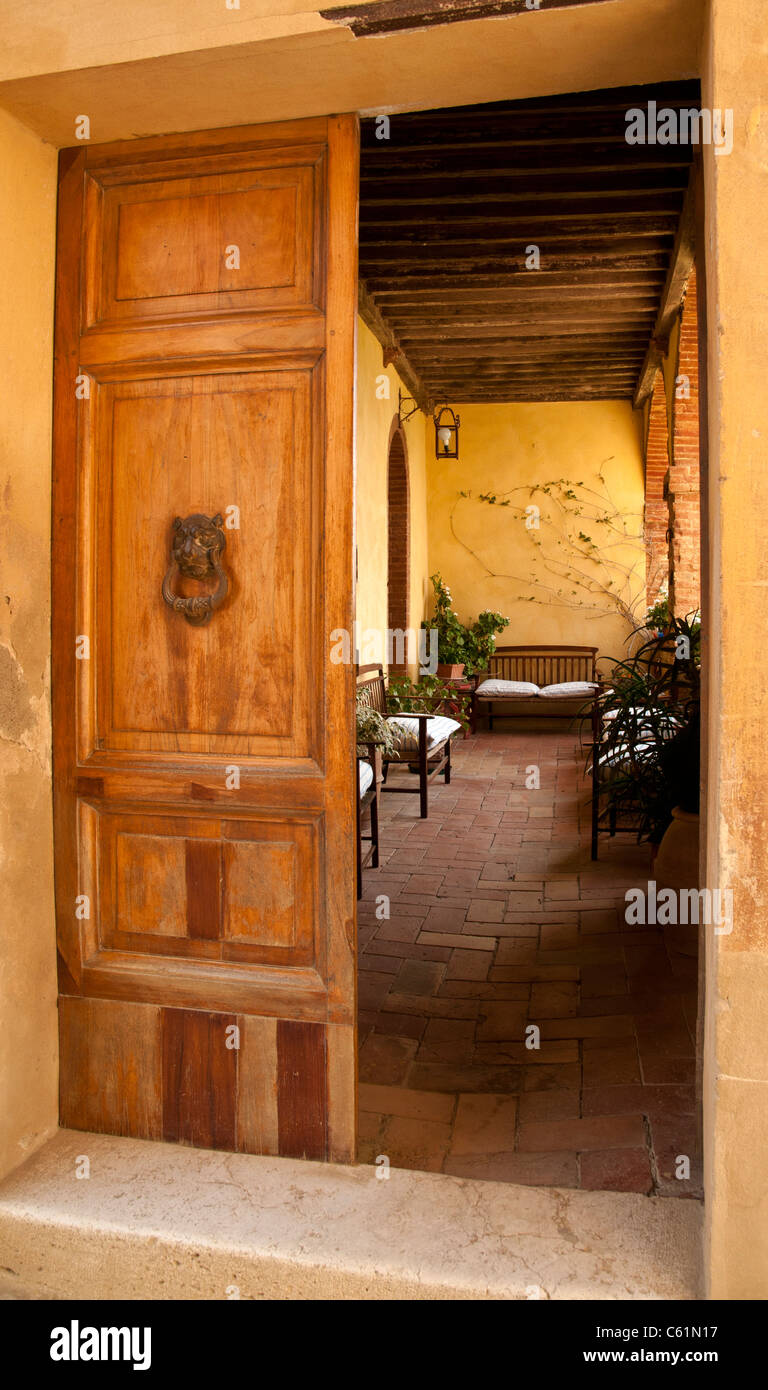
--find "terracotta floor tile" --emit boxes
[357,972,395,1011]
[415,1040,476,1064]
[476,1001,529,1041]
[518,1088,581,1123]
[383,992,479,1021]
[418,930,497,951]
[529,982,579,1018]
[359,952,403,976]
[358,1083,455,1124]
[445,949,494,981]
[408,1062,523,1094]
[394,958,445,996]
[640,1055,696,1084]
[440,980,530,1000]
[580,1148,654,1194]
[370,1011,428,1041]
[518,1113,645,1153]
[422,906,467,932]
[449,1094,518,1156]
[582,1082,696,1118]
[580,963,628,997]
[358,1033,418,1084]
[382,1115,453,1172]
[582,1038,641,1086]
[423,1017,477,1043]
[357,1109,386,1142]
[360,727,700,1195]
[466,897,506,924]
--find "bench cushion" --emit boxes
[386,714,462,754]
[539,680,599,698]
[358,759,374,798]
[475,678,540,698]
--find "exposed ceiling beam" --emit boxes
[321,0,616,40]
[633,174,697,407]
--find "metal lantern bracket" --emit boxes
[398,388,420,424]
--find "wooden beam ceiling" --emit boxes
[358,85,698,403]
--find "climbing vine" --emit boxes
[451,465,651,626]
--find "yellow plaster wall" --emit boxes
[355,318,429,674]
[0,108,59,1179]
[701,0,768,1300]
[426,402,646,673]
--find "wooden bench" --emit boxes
[356,664,461,818]
[356,744,380,897]
[472,645,600,728]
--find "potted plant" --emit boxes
[644,593,670,640]
[387,672,471,734]
[356,699,397,758]
[592,613,701,849]
[422,573,510,679]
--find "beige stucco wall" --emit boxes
[0,0,701,146]
[700,0,768,1300]
[355,318,429,674]
[426,402,646,673]
[0,106,58,1180]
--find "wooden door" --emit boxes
[52,117,359,1161]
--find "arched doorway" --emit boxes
[386,424,410,674]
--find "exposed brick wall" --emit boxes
[668,268,701,617]
[387,427,410,672]
[645,371,670,605]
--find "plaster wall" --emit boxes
[0,107,58,1180]
[0,0,702,147]
[355,318,429,674]
[426,402,646,672]
[700,0,768,1300]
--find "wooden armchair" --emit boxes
[356,664,461,818]
[356,743,381,897]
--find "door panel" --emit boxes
[90,369,317,755]
[53,117,358,1162]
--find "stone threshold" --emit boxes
[0,1129,702,1300]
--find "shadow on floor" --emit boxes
[357,726,701,1198]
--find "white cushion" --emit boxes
[358,760,374,797]
[386,714,461,754]
[539,681,598,698]
[474,678,540,698]
[600,708,681,740]
[595,741,655,772]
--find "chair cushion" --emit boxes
[474,678,540,698]
[358,759,374,798]
[594,741,655,775]
[539,681,598,698]
[386,714,462,754]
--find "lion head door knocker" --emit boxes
[162,513,229,626]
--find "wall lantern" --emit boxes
[433,405,460,459]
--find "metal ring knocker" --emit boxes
[162,512,229,626]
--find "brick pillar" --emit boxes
[644,371,669,605]
[387,427,410,673]
[668,268,701,618]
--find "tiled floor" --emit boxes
[357,725,701,1197]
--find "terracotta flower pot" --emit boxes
[436,663,465,679]
[654,807,700,958]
